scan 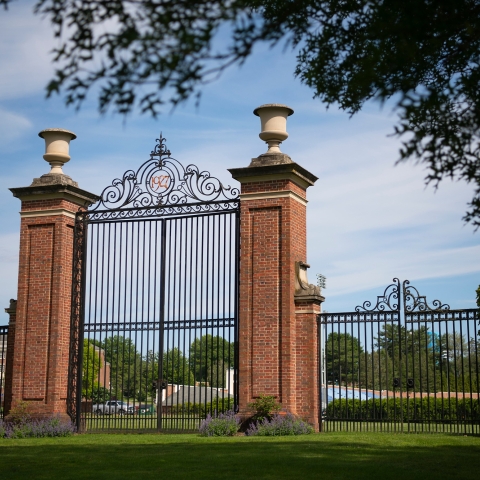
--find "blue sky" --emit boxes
[0,2,479,325]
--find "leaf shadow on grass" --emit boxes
[1,436,480,480]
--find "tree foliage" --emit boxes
[2,0,480,225]
[82,341,103,400]
[143,348,195,391]
[189,334,235,387]
[99,335,142,399]
[326,322,479,393]
[325,332,363,384]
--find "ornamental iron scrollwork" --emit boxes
[354,278,400,312]
[403,280,450,312]
[91,133,239,212]
[67,217,87,424]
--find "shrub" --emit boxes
[247,394,281,421]
[246,413,314,436]
[8,401,32,425]
[0,415,76,439]
[199,410,240,437]
[325,397,480,422]
[169,397,235,416]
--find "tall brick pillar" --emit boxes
[229,104,324,430]
[6,129,98,421]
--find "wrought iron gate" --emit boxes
[68,135,240,432]
[318,279,479,433]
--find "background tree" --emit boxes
[375,324,405,359]
[189,334,235,388]
[325,332,363,385]
[358,350,393,391]
[100,335,142,399]
[82,340,103,400]
[2,0,480,225]
[143,348,195,395]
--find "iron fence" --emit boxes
[68,135,240,432]
[318,279,480,434]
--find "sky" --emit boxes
[0,2,479,326]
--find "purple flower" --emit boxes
[246,413,313,436]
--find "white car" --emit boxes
[93,400,131,415]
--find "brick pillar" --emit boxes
[229,151,324,429]
[3,299,17,415]
[6,129,98,421]
[294,264,323,430]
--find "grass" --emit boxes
[322,420,480,435]
[1,432,480,479]
[82,414,201,432]
[82,415,480,435]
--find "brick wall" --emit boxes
[11,204,75,417]
[8,183,98,420]
[294,299,321,430]
[230,161,323,429]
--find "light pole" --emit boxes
[317,273,327,290]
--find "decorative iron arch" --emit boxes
[90,134,239,216]
[354,278,401,313]
[402,280,450,313]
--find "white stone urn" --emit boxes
[38,128,77,175]
[253,104,294,154]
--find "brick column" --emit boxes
[229,152,324,429]
[6,130,98,421]
[294,263,323,430]
[3,299,17,415]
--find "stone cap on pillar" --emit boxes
[10,183,100,208]
[228,162,318,190]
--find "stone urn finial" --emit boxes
[253,104,294,154]
[38,128,77,175]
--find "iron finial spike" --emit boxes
[151,132,171,159]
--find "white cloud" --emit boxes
[0,107,33,145]
[302,123,479,299]
[0,3,56,100]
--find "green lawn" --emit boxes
[1,432,479,480]
[82,414,201,432]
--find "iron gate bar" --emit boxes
[318,278,479,434]
[68,134,240,432]
[0,325,8,419]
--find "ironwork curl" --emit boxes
[403,280,450,312]
[355,278,400,312]
[92,134,239,211]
